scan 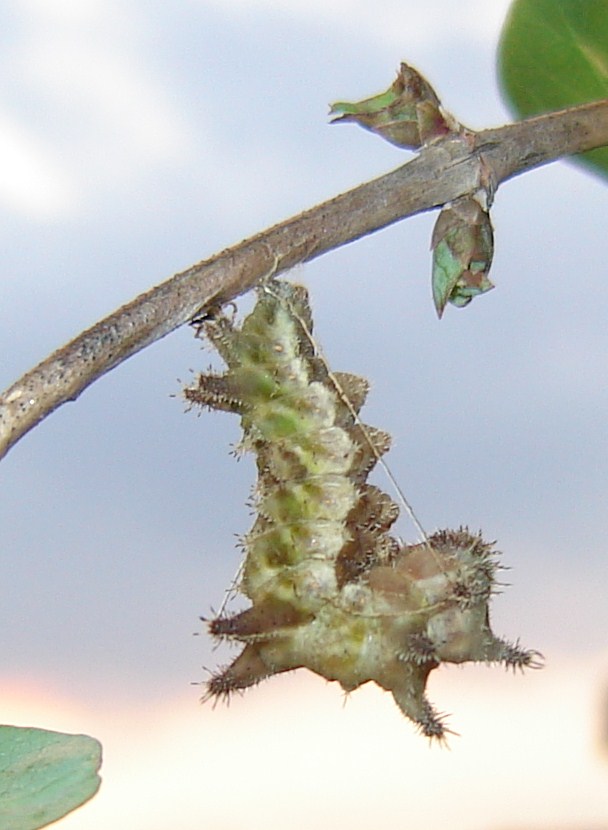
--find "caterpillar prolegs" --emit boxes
[185,279,540,739]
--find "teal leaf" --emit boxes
[498,0,608,181]
[0,725,102,830]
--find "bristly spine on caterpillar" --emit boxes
[184,278,542,740]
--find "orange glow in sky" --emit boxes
[3,651,608,830]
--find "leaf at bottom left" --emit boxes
[0,725,102,830]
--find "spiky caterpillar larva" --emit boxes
[185,279,541,739]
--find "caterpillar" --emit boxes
[185,279,540,739]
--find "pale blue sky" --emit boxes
[1,2,608,828]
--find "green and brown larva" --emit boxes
[185,279,540,739]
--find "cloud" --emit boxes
[198,0,513,50]
[1,0,195,220]
[0,113,79,219]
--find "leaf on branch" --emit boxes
[329,62,461,149]
[0,725,102,830]
[498,0,608,181]
[431,195,495,317]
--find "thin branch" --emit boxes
[1,99,608,460]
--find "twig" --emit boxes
[1,99,608,460]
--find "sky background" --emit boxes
[1,1,608,828]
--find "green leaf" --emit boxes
[0,725,102,830]
[498,0,608,180]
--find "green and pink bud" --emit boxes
[431,194,495,317]
[330,62,460,149]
